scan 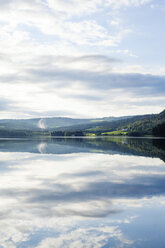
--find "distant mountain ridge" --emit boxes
[0,109,164,137]
[0,115,133,131]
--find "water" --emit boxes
[0,137,164,248]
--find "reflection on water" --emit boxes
[0,137,164,248]
[0,137,164,158]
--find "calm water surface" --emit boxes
[0,137,165,248]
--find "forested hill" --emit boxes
[0,109,164,137]
[51,109,165,137]
[123,109,165,136]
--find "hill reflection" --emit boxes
[0,137,164,161]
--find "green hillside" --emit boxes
[51,109,165,137]
[0,109,164,138]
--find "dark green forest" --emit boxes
[152,122,165,137]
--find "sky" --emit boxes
[0,0,165,119]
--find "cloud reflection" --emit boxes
[0,139,164,247]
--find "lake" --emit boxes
[0,137,165,248]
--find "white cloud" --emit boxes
[46,0,152,16]
[47,0,102,17]
[0,149,163,247]
[105,0,152,8]
[34,225,133,248]
[0,0,163,118]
